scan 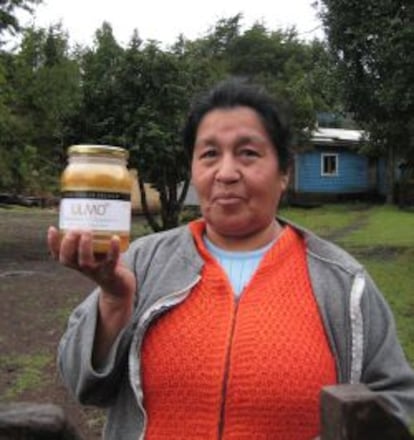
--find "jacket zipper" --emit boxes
[349,272,365,384]
[218,298,240,440]
[132,277,202,440]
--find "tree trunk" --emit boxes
[138,175,161,232]
[385,144,395,204]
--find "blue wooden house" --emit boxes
[289,127,386,203]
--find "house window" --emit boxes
[321,153,338,176]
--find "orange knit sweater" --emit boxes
[141,220,337,439]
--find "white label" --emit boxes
[59,198,131,232]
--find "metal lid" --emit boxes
[68,145,129,160]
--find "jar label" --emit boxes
[59,193,131,232]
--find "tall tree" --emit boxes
[125,41,201,231]
[72,22,124,145]
[0,24,81,193]
[222,23,322,143]
[0,0,41,46]
[0,0,42,191]
[319,0,414,202]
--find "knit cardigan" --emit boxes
[140,222,337,439]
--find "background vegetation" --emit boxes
[1,0,413,231]
[319,0,414,203]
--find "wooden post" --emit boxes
[320,384,413,440]
[0,402,84,440]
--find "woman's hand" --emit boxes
[47,226,136,303]
[48,226,136,365]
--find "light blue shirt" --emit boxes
[204,236,275,298]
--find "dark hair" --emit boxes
[183,77,292,173]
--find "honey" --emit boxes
[59,145,132,253]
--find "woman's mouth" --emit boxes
[213,194,244,206]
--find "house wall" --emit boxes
[377,157,388,196]
[296,149,371,194]
[130,169,161,213]
[182,184,200,206]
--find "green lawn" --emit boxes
[279,203,362,235]
[280,203,414,365]
[338,205,414,248]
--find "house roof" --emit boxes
[311,127,365,145]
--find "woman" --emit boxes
[48,78,414,440]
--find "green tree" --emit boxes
[0,13,344,223]
[319,0,414,202]
[0,0,41,46]
[125,18,340,230]
[71,22,124,145]
[0,24,81,194]
[0,51,17,189]
[0,0,42,191]
[67,28,200,231]
[220,24,317,143]
[125,41,200,231]
[195,19,340,145]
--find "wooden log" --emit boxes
[0,402,84,440]
[320,384,413,440]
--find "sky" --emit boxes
[20,0,324,48]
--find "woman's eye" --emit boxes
[200,149,217,159]
[241,148,260,157]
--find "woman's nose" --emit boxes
[215,155,240,183]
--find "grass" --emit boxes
[361,249,414,364]
[0,352,53,400]
[131,214,153,239]
[279,203,362,235]
[338,205,414,248]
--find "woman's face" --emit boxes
[191,106,288,246]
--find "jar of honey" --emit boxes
[59,145,132,253]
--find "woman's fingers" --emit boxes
[59,231,82,268]
[106,235,120,268]
[78,231,95,268]
[87,235,121,286]
[47,227,127,294]
[47,226,61,259]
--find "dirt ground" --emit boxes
[0,208,105,439]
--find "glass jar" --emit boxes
[59,145,132,253]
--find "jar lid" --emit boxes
[68,145,129,160]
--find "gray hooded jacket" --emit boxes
[57,220,414,440]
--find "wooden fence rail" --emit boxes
[0,384,412,439]
[320,384,413,440]
[0,402,84,440]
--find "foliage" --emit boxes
[0,7,344,231]
[0,24,82,193]
[187,17,340,146]
[0,0,41,46]
[318,0,414,202]
[68,25,209,231]
[226,24,318,140]
[69,22,124,146]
